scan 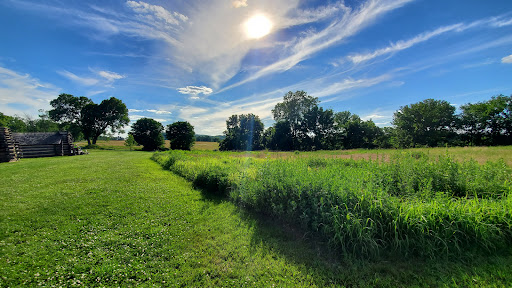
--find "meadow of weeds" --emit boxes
[152,150,512,258]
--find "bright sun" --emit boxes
[245,14,273,39]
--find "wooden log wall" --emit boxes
[0,127,19,162]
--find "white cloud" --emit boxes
[177,86,213,96]
[502,54,512,63]
[232,0,248,8]
[0,66,60,116]
[129,114,145,121]
[126,1,188,26]
[97,70,125,81]
[491,17,512,27]
[128,108,172,115]
[147,109,172,115]
[129,114,168,123]
[57,70,99,86]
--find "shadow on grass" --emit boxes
[196,188,512,287]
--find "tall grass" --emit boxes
[152,150,512,258]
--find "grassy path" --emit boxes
[1,150,511,287]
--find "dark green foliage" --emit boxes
[49,93,129,145]
[219,114,264,151]
[195,135,223,142]
[166,121,195,150]
[335,111,385,149]
[131,118,164,151]
[80,98,129,145]
[266,91,388,151]
[0,111,61,133]
[271,91,330,151]
[459,95,512,146]
[263,121,293,151]
[392,99,456,148]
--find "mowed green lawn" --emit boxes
[1,150,512,287]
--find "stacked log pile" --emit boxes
[0,127,19,162]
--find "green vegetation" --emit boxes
[1,149,512,286]
[49,93,129,145]
[152,149,512,258]
[166,121,196,150]
[218,92,512,151]
[131,117,165,151]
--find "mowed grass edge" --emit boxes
[1,150,511,287]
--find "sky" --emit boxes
[1,0,511,135]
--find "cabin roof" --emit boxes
[12,132,69,146]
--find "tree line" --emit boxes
[2,91,511,151]
[219,91,512,151]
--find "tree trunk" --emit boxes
[87,138,91,145]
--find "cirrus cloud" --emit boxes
[502,54,512,63]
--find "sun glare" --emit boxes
[245,14,273,39]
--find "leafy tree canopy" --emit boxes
[166,121,195,150]
[392,98,456,147]
[49,94,129,145]
[131,118,164,151]
[271,91,336,150]
[459,95,512,145]
[219,114,264,151]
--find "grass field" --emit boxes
[1,149,512,286]
[78,140,512,167]
[75,140,219,151]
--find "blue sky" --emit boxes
[1,0,511,135]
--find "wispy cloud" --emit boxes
[57,70,99,86]
[147,109,172,115]
[97,70,125,82]
[128,114,168,123]
[126,1,188,25]
[348,24,462,64]
[220,0,414,92]
[347,14,512,65]
[0,66,60,116]
[502,54,512,64]
[58,68,125,89]
[129,108,172,114]
[312,74,392,98]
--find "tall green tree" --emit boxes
[49,93,92,139]
[49,94,129,145]
[392,98,456,147]
[80,98,129,145]
[166,121,195,150]
[131,118,164,151]
[219,114,264,151]
[459,95,512,145]
[270,91,335,150]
